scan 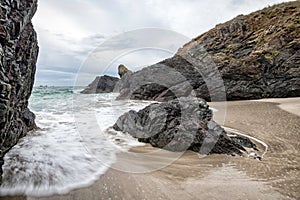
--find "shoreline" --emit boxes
[223,126,269,158]
[1,97,300,200]
[253,97,300,117]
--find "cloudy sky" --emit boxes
[32,0,290,86]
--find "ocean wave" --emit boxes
[0,87,151,197]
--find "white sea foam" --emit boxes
[0,87,152,197]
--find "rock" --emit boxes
[0,0,38,184]
[128,83,173,101]
[23,108,37,131]
[80,75,119,94]
[113,97,250,155]
[230,136,258,151]
[117,1,300,101]
[81,64,131,94]
[118,64,132,78]
[116,63,192,101]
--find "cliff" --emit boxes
[117,1,300,101]
[0,0,39,182]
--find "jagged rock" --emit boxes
[0,0,38,183]
[81,75,119,94]
[113,97,249,155]
[230,136,258,151]
[117,2,300,101]
[118,64,132,78]
[115,63,192,101]
[23,108,37,131]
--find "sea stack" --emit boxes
[0,0,39,183]
[118,64,132,78]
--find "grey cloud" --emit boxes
[33,0,290,86]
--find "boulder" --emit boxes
[116,1,300,101]
[0,0,38,183]
[80,75,119,94]
[113,97,250,155]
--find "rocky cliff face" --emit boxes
[0,0,39,182]
[117,1,300,101]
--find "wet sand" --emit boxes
[254,97,300,117]
[1,98,300,200]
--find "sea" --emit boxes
[0,86,152,196]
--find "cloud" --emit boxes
[35,69,77,86]
[32,0,291,86]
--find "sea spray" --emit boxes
[0,87,151,196]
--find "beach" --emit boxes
[1,97,299,200]
[1,1,299,200]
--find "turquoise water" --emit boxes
[0,87,151,196]
[30,86,74,111]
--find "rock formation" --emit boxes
[80,75,119,94]
[118,64,132,78]
[81,64,133,94]
[117,1,300,101]
[0,0,38,183]
[113,97,252,155]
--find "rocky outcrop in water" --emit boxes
[113,97,250,155]
[0,0,38,183]
[81,64,133,94]
[80,75,119,94]
[117,2,300,101]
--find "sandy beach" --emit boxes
[1,1,299,200]
[1,98,299,200]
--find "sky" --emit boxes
[32,0,291,86]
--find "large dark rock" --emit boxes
[113,97,248,155]
[117,1,300,101]
[80,75,119,94]
[0,0,38,183]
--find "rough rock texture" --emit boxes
[80,75,119,94]
[117,2,300,101]
[0,0,38,182]
[113,97,249,155]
